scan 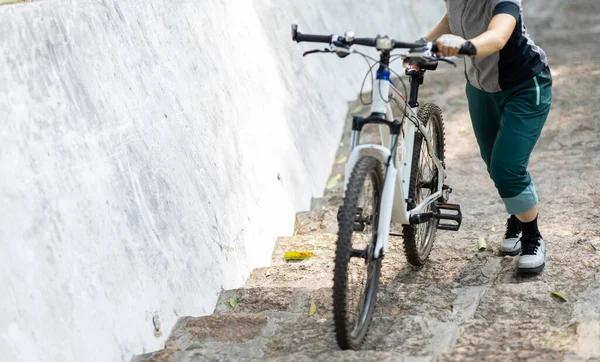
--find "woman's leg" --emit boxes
[465,83,502,170]
[489,72,552,273]
[466,83,522,254]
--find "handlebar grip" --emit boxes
[458,41,477,56]
[296,33,334,43]
[291,24,333,43]
[394,41,426,49]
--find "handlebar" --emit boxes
[292,24,423,50]
[291,24,475,56]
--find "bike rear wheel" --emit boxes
[333,155,383,350]
[402,103,446,266]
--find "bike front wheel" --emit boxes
[333,155,383,350]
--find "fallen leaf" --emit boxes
[504,345,511,352]
[490,226,496,233]
[351,104,364,114]
[284,251,315,261]
[308,301,317,316]
[229,294,239,308]
[459,127,466,134]
[551,291,568,302]
[326,174,342,190]
[477,237,487,252]
[335,156,348,165]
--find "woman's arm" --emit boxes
[436,13,517,57]
[470,14,517,56]
[423,14,451,41]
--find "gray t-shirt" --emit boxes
[445,0,548,92]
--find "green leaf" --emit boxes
[551,291,568,302]
[308,301,317,316]
[477,237,487,252]
[504,345,511,352]
[229,294,239,308]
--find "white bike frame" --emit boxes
[344,72,446,259]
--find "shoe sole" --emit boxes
[500,248,521,256]
[518,262,545,275]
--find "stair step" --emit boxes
[256,314,459,360]
[444,318,577,362]
[294,209,338,236]
[133,308,577,362]
[131,314,270,362]
[271,234,337,265]
[245,259,334,289]
[213,283,463,321]
[264,350,435,362]
[309,195,343,212]
[213,287,332,316]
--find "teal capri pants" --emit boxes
[466,69,552,215]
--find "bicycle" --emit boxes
[291,24,475,350]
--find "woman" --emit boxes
[422,0,552,274]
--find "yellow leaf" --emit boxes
[326,174,342,190]
[551,291,568,302]
[335,156,348,165]
[351,104,364,114]
[308,301,317,316]
[477,237,487,252]
[490,226,496,232]
[229,294,238,308]
[459,127,466,134]
[284,251,315,261]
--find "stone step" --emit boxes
[294,208,338,236]
[263,351,435,362]
[213,287,331,316]
[309,195,343,212]
[252,234,508,291]
[133,306,580,362]
[442,318,576,362]
[133,311,457,361]
[213,282,468,321]
[245,258,334,290]
[270,234,337,265]
[131,313,270,362]
[294,195,342,236]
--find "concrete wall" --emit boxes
[0,0,444,361]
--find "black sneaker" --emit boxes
[518,234,546,274]
[501,215,522,256]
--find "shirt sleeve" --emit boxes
[494,0,520,21]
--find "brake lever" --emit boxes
[434,56,457,67]
[303,48,333,57]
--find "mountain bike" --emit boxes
[291,24,474,350]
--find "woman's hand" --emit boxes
[436,34,467,57]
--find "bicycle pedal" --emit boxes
[433,203,462,231]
